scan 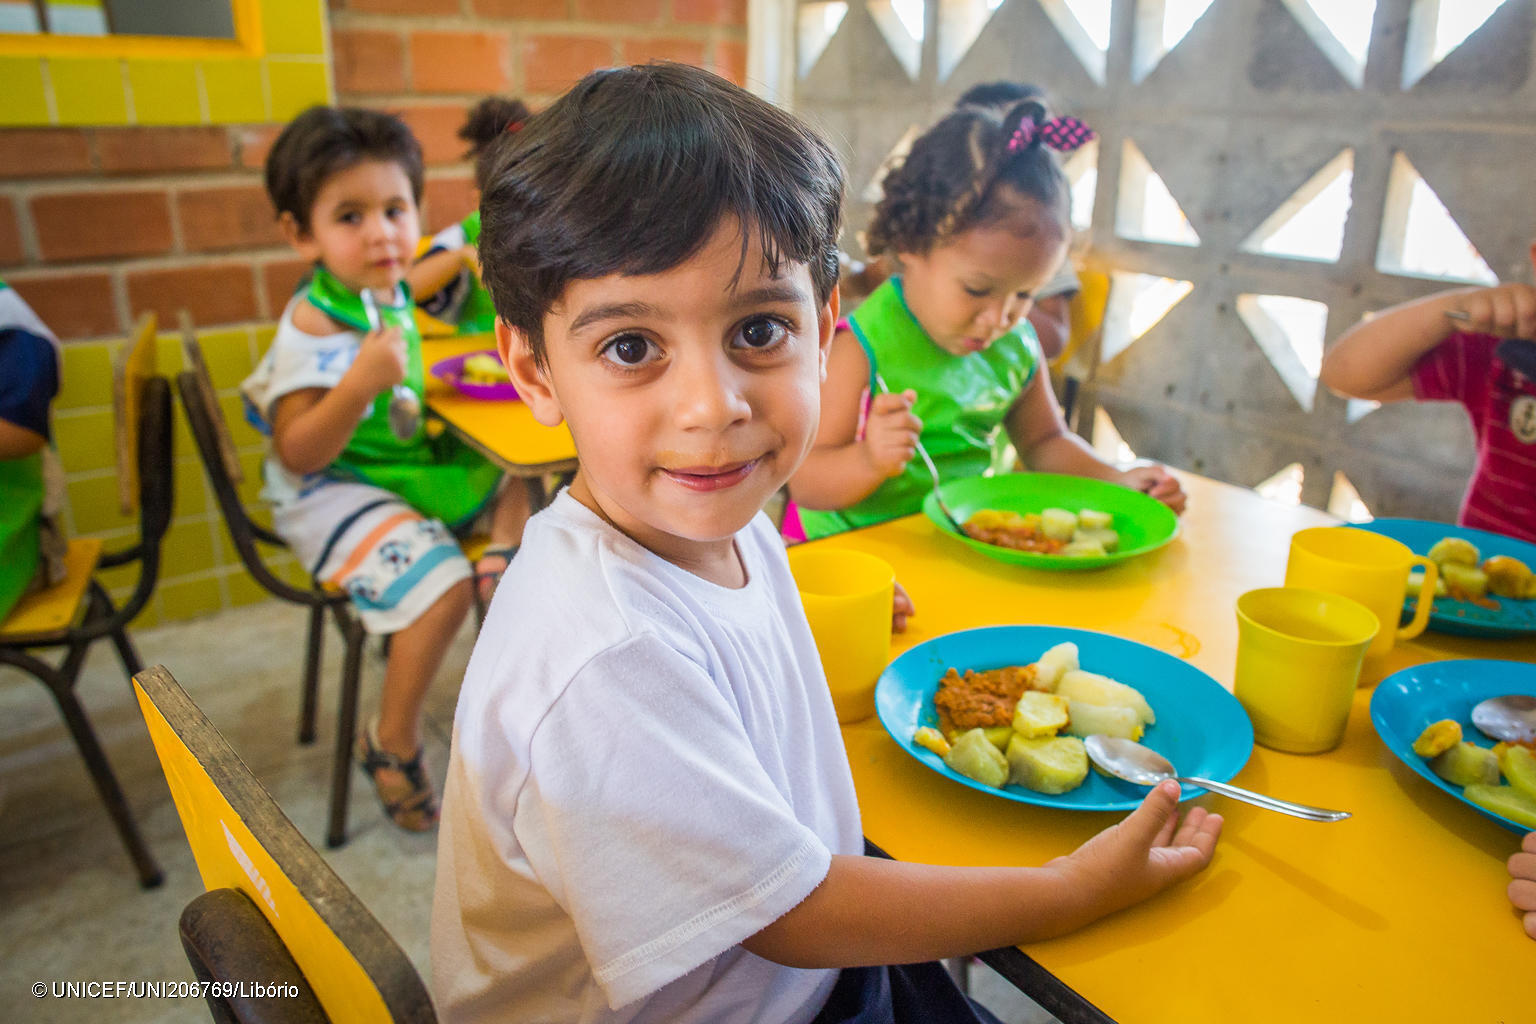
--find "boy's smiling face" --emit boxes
[499,219,835,578]
[282,158,421,297]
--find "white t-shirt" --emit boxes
[432,492,864,1024]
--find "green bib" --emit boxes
[454,210,498,335]
[305,267,501,526]
[0,452,43,619]
[798,277,1040,540]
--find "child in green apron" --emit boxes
[408,96,531,335]
[242,106,529,832]
[0,282,65,621]
[789,101,1186,540]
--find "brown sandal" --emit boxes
[356,723,438,832]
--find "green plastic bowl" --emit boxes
[921,473,1179,570]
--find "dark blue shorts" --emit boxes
[810,960,1006,1024]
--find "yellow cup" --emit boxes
[1284,526,1438,664]
[787,547,894,724]
[1234,588,1379,753]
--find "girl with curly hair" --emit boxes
[788,100,1185,540]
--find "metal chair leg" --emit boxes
[89,583,144,680]
[2,647,164,888]
[299,604,324,744]
[326,609,366,849]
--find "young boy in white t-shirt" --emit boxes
[431,62,1223,1024]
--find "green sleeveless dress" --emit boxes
[305,268,502,528]
[452,211,499,335]
[797,277,1040,540]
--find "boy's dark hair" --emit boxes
[264,106,424,232]
[458,95,533,192]
[478,62,845,366]
[955,81,1046,111]
[866,99,1068,258]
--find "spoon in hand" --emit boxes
[1471,695,1536,744]
[1084,735,1352,822]
[361,288,422,441]
[872,371,963,533]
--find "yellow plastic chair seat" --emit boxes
[0,538,104,643]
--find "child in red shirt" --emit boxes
[1320,274,1536,543]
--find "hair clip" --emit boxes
[1007,116,1096,155]
[505,119,525,133]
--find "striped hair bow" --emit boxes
[1007,116,1096,154]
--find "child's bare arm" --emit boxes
[743,782,1220,967]
[407,245,476,302]
[1006,370,1187,513]
[1319,285,1536,402]
[0,419,47,459]
[788,330,920,510]
[270,303,410,475]
[1510,830,1536,940]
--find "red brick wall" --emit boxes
[0,0,749,342]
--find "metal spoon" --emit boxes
[361,288,421,440]
[1471,695,1536,744]
[1083,735,1352,822]
[872,371,963,533]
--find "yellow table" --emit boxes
[421,336,577,478]
[812,473,1533,1023]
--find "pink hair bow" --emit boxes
[1007,116,1096,154]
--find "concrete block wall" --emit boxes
[796,0,1535,523]
[0,0,747,627]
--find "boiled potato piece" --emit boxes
[982,725,1015,751]
[1006,734,1089,794]
[1405,570,1447,599]
[943,728,1009,788]
[1496,743,1536,801]
[462,353,510,382]
[1041,508,1078,542]
[1078,508,1113,531]
[1428,537,1479,567]
[1012,690,1070,738]
[1034,642,1079,691]
[1483,555,1534,600]
[1075,527,1120,553]
[1057,670,1156,725]
[1441,562,1489,599]
[1411,719,1461,758]
[1463,784,1536,829]
[1061,539,1107,558]
[1064,701,1144,742]
[1429,742,1500,787]
[913,726,950,757]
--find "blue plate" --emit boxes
[1352,518,1536,638]
[1370,659,1536,833]
[874,625,1253,811]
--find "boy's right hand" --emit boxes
[1454,284,1536,340]
[860,388,922,479]
[348,325,409,397]
[1048,780,1222,921]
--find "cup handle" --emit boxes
[1398,556,1438,640]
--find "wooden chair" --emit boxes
[0,321,172,888]
[133,665,436,1024]
[173,343,367,850]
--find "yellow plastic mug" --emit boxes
[1284,526,1438,663]
[787,547,895,724]
[1234,587,1379,754]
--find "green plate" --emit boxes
[921,473,1179,570]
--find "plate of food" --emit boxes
[874,625,1253,812]
[1369,659,1536,833]
[430,349,520,401]
[921,473,1179,570]
[1351,519,1536,638]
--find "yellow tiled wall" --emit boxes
[53,326,308,631]
[0,0,329,127]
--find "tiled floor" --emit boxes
[0,601,1053,1023]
